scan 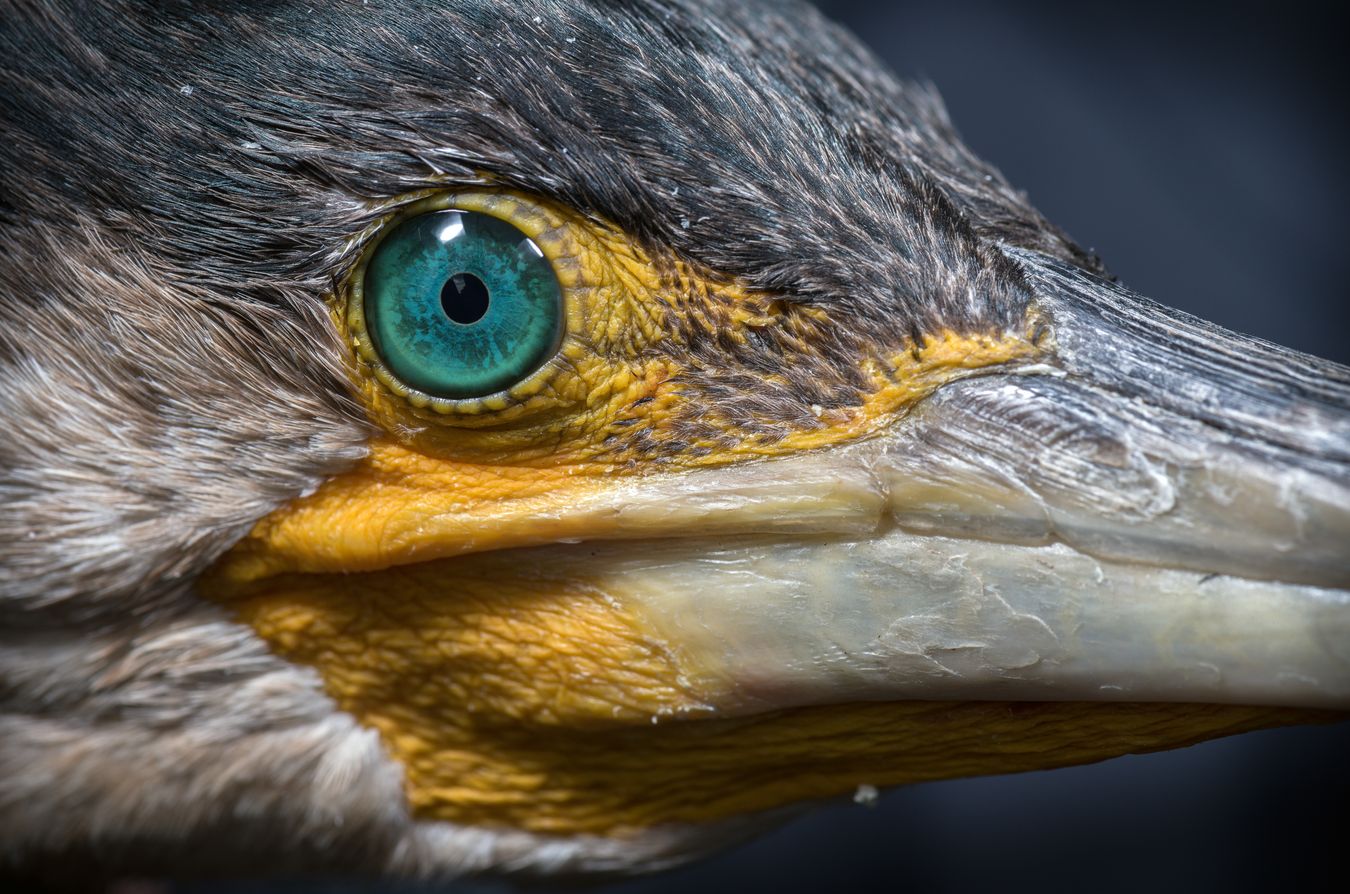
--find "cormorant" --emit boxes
[2,0,1346,883]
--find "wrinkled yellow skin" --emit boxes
[221,558,1313,835]
[217,320,1017,582]
[216,190,1038,584]
[339,189,1041,465]
[206,189,1313,839]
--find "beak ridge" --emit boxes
[585,249,1350,713]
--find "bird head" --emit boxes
[2,0,1346,882]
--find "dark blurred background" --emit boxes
[808,0,1350,363]
[186,2,1349,892]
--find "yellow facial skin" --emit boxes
[221,556,1316,836]
[337,189,1040,467]
[344,190,668,447]
[205,189,1314,840]
[215,190,1039,584]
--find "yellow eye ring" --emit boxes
[342,191,597,422]
[334,188,686,466]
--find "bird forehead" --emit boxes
[4,0,1061,333]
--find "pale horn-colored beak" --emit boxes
[504,247,1350,714]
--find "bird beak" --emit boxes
[553,249,1350,713]
[204,247,1348,836]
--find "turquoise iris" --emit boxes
[363,210,563,399]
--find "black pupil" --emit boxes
[440,272,490,324]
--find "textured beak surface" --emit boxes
[609,248,1350,712]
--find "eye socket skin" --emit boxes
[362,209,564,400]
[340,190,1038,466]
[343,191,605,425]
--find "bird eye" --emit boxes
[361,209,564,400]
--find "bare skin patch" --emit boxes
[212,553,1325,837]
[335,191,1044,468]
[212,321,1037,587]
